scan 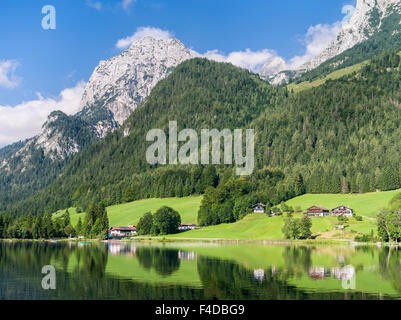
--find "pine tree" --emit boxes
[76,217,83,236]
[294,173,305,196]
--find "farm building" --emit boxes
[305,206,330,217]
[110,226,137,238]
[253,203,266,213]
[179,224,198,231]
[331,206,353,218]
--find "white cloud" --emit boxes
[115,27,278,72]
[289,23,344,68]
[120,0,135,12]
[113,6,354,74]
[288,4,356,68]
[202,4,356,74]
[116,26,174,49]
[0,81,86,147]
[86,0,102,11]
[202,49,278,73]
[0,60,21,89]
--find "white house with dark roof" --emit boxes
[331,206,353,218]
[253,203,266,213]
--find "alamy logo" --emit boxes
[146,121,255,176]
[41,265,56,290]
[41,5,56,30]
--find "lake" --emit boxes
[1,241,401,300]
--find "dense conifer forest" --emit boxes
[0,111,97,211]
[2,50,401,229]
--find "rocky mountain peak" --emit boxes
[78,36,195,137]
[301,0,401,72]
[259,57,288,79]
[267,0,401,84]
[34,111,79,160]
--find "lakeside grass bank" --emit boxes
[49,189,401,243]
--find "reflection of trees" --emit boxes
[282,246,313,278]
[79,245,108,279]
[2,242,401,300]
[197,249,393,300]
[197,256,318,300]
[136,247,181,277]
[378,247,401,293]
[0,241,201,300]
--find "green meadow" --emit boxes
[169,189,400,240]
[53,196,202,227]
[287,60,369,93]
[169,212,377,240]
[285,190,401,218]
[53,189,400,240]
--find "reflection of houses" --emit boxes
[108,243,137,256]
[253,203,266,214]
[331,265,355,281]
[110,226,137,238]
[308,267,331,280]
[178,250,197,260]
[331,206,353,218]
[253,269,265,282]
[179,224,199,231]
[305,206,330,217]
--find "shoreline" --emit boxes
[1,237,395,247]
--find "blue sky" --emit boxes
[0,0,355,146]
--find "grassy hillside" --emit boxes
[53,189,398,240]
[285,189,401,218]
[168,212,377,240]
[53,196,202,227]
[287,61,369,93]
[169,190,400,240]
[54,190,398,240]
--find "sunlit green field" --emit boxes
[170,214,286,239]
[53,196,202,227]
[53,189,400,240]
[287,60,369,93]
[168,190,399,240]
[285,190,401,218]
[169,212,377,240]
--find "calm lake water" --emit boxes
[1,241,401,300]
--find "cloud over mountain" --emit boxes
[0,81,85,147]
[116,27,174,49]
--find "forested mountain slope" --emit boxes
[0,111,97,211]
[0,37,195,211]
[7,59,284,215]
[288,8,401,84]
[255,51,401,193]
[268,0,401,84]
[5,51,401,217]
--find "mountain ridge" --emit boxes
[78,36,196,137]
[0,37,196,210]
[2,1,401,214]
[267,0,401,84]
[6,52,401,216]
